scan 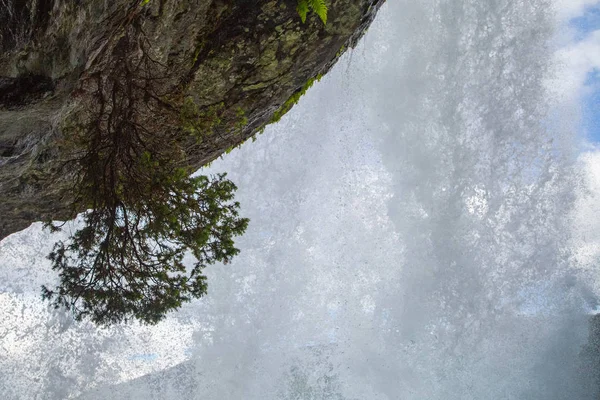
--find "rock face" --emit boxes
[0,0,383,241]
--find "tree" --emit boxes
[42,9,249,325]
[43,169,248,325]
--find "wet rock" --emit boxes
[0,0,385,240]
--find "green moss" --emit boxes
[270,73,322,123]
[258,40,280,79]
[234,107,249,135]
[223,73,323,157]
[243,81,272,91]
[180,97,225,141]
[192,41,205,65]
[261,1,280,15]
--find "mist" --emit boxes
[1,0,599,398]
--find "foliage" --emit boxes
[43,19,248,325]
[296,0,328,24]
[180,98,225,140]
[234,107,249,135]
[271,74,322,123]
[43,169,248,325]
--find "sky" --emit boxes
[572,7,600,143]
[554,1,600,144]
[3,1,600,399]
[555,1,600,296]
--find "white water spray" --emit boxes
[1,1,598,399]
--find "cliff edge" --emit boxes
[0,0,384,240]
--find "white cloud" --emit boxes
[544,2,600,148]
[548,29,600,103]
[553,0,600,22]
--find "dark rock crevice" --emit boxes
[0,74,55,109]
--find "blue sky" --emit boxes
[570,4,600,142]
[583,71,600,142]
[570,6,600,40]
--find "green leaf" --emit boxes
[308,0,328,24]
[297,0,309,23]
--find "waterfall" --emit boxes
[1,0,598,398]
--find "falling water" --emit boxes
[1,0,598,398]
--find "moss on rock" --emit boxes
[0,0,386,240]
